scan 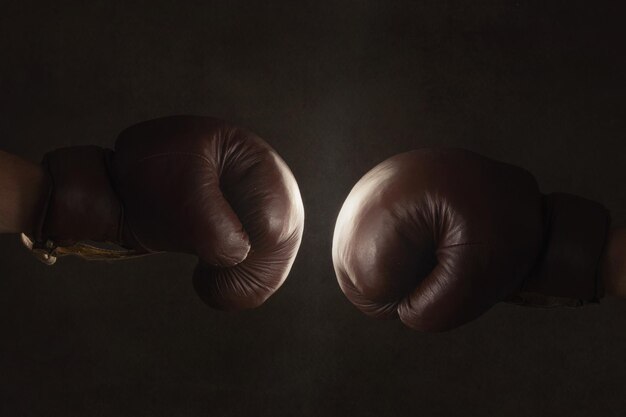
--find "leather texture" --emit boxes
[332,148,610,332]
[33,116,305,310]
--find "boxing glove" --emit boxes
[332,148,610,332]
[23,115,305,310]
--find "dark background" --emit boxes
[1,1,625,416]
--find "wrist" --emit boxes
[599,228,626,298]
[0,150,50,235]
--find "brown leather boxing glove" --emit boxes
[23,115,305,310]
[332,148,610,332]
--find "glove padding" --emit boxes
[26,116,305,310]
[332,148,609,332]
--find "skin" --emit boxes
[600,228,626,298]
[0,150,48,235]
[0,147,625,299]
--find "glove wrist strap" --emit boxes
[21,233,155,265]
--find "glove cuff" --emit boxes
[517,192,610,305]
[32,146,124,247]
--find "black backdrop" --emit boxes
[1,1,625,416]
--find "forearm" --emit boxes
[0,150,49,235]
[600,227,626,298]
